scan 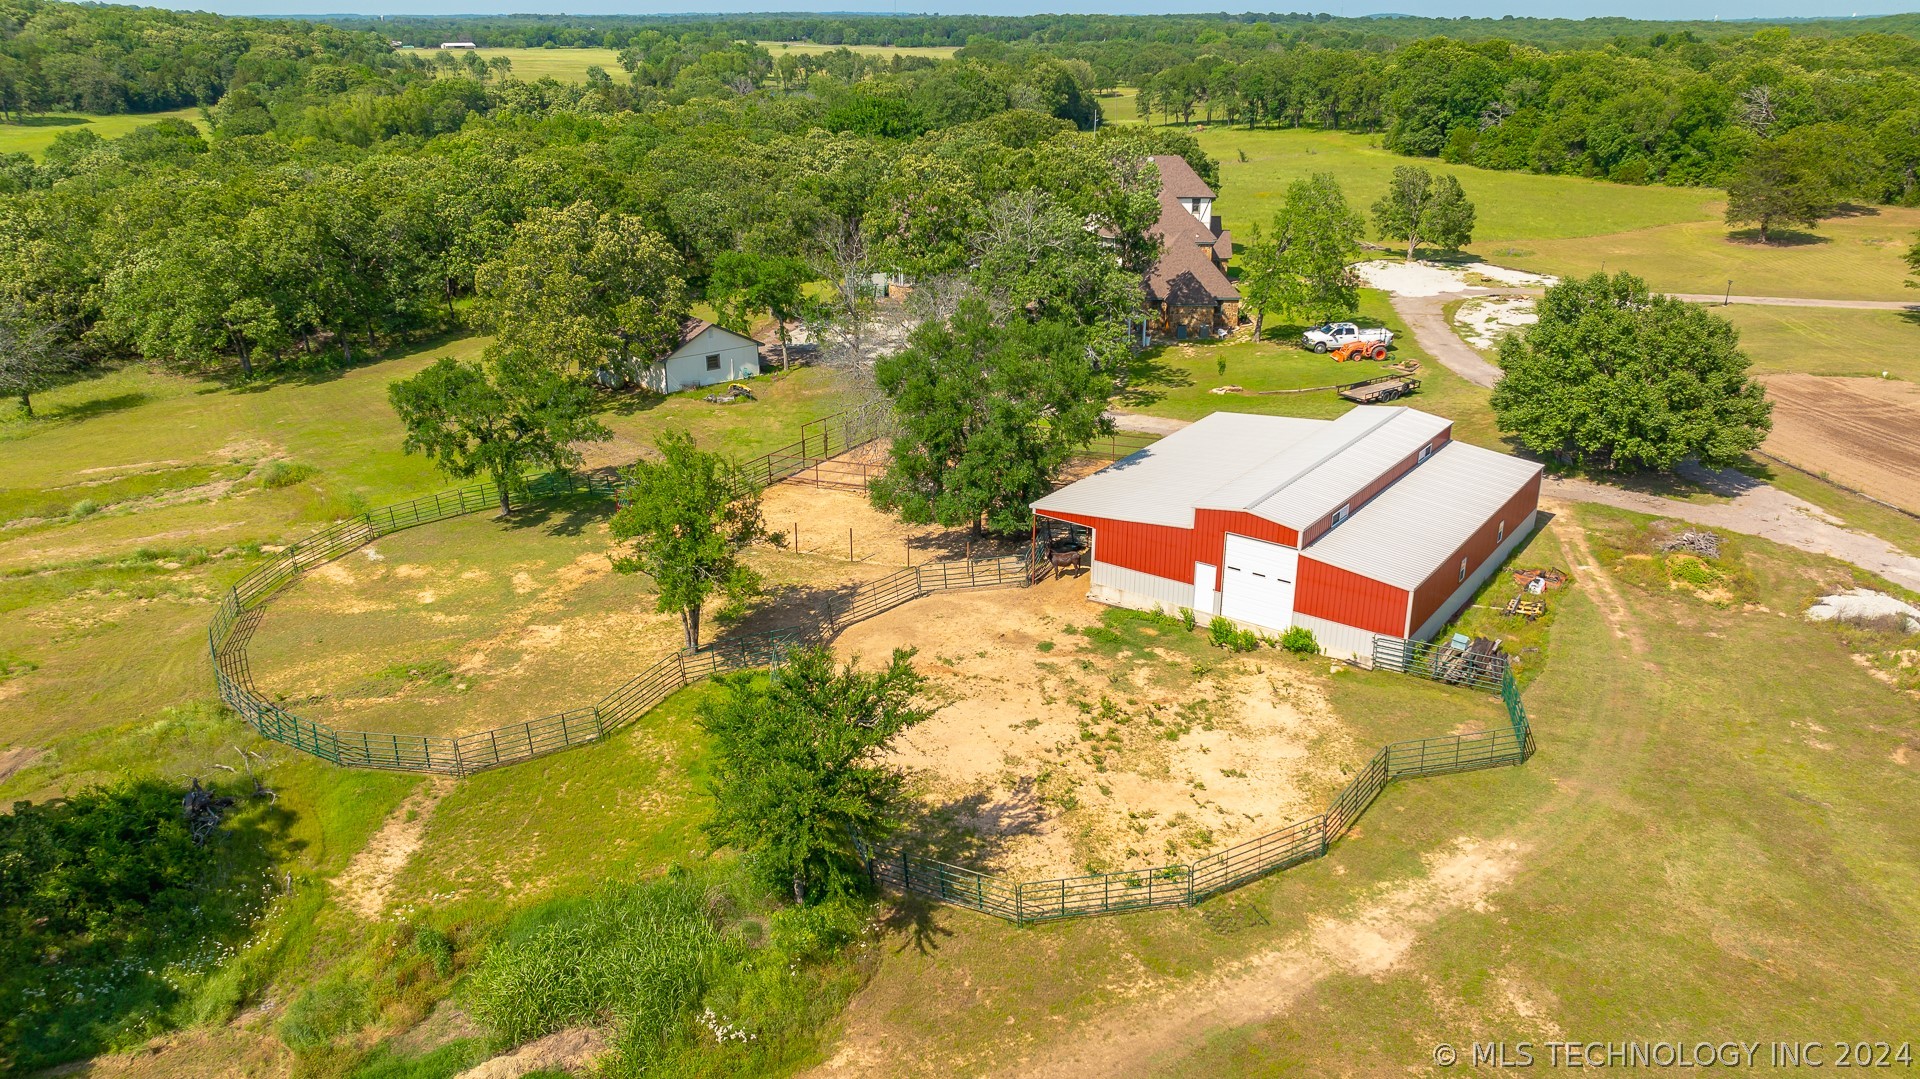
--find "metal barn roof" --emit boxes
[1302,440,1544,590]
[1033,413,1325,528]
[1033,408,1454,532]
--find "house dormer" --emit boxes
[1181,196,1213,225]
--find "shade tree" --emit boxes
[1371,166,1475,260]
[1490,272,1772,472]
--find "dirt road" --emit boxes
[1389,293,1504,388]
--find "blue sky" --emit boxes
[159,1,1919,22]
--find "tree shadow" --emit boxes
[1723,228,1831,247]
[37,391,151,423]
[601,390,668,418]
[893,777,1050,867]
[1830,203,1881,219]
[1113,346,1194,408]
[2,114,92,128]
[874,891,954,956]
[501,493,614,538]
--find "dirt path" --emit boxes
[336,778,452,919]
[1003,839,1526,1078]
[1670,294,1919,311]
[1547,503,1647,655]
[1544,465,1920,593]
[1390,294,1504,389]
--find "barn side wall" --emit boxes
[1289,612,1383,662]
[1296,557,1410,638]
[1410,503,1542,642]
[1088,561,1194,615]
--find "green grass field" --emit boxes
[443,46,623,82]
[0,106,205,158]
[1126,121,1917,301]
[1127,288,1508,451]
[1719,304,1920,383]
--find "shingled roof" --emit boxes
[1150,154,1216,200]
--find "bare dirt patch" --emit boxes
[1451,295,1537,352]
[0,744,42,783]
[336,778,452,919]
[455,1027,608,1079]
[1761,374,1920,513]
[833,575,1361,879]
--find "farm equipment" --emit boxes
[1337,374,1421,403]
[1511,567,1567,593]
[1329,339,1391,362]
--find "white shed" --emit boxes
[639,320,764,394]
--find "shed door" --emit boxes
[1220,534,1298,632]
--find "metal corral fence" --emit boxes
[208,457,1050,776]
[857,642,1535,924]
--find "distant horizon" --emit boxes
[140,3,1920,25]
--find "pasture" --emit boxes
[1138,122,1915,301]
[441,46,623,81]
[0,106,205,158]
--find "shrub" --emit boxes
[1207,616,1261,652]
[258,460,318,489]
[1278,626,1321,655]
[70,498,99,517]
[767,896,862,964]
[412,925,455,978]
[1178,607,1196,631]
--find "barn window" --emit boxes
[1497,520,1505,542]
[1459,557,1468,582]
[1331,504,1350,528]
[1418,443,1432,463]
[706,354,721,371]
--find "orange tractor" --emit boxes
[1329,339,1390,362]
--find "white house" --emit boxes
[638,319,764,394]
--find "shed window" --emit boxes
[1418,443,1432,463]
[705,354,722,371]
[1497,520,1505,542]
[1459,557,1468,583]
[1331,504,1350,529]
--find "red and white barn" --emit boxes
[1032,407,1544,658]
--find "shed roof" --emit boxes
[1302,441,1543,590]
[1034,408,1461,535]
[654,319,762,364]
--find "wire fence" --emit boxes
[207,450,1046,776]
[857,653,1534,924]
[207,409,1537,919]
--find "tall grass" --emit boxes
[465,874,725,1060]
[460,868,872,1078]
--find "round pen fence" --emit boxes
[207,406,1541,921]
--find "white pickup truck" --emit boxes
[1301,322,1394,353]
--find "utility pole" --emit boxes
[1724,280,1732,306]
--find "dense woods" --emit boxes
[4,1,1920,389]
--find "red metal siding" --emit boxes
[1037,510,1194,582]
[1407,472,1544,632]
[1296,557,1410,637]
[1192,510,1297,591]
[1297,426,1454,548]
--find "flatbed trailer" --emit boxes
[1337,374,1421,403]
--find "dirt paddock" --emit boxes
[1761,374,1920,512]
[835,574,1365,881]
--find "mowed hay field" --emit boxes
[802,507,1920,1077]
[438,46,623,81]
[0,106,206,158]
